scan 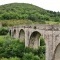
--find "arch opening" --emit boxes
[53,43,60,60]
[29,31,46,60]
[9,30,11,36]
[29,31,41,49]
[19,29,25,42]
[13,29,16,38]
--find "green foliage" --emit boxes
[0,57,20,60]
[32,55,40,60]
[54,17,60,22]
[39,46,46,54]
[9,57,20,60]
[23,52,34,60]
[0,3,60,23]
[0,36,25,58]
[0,57,8,60]
[0,27,8,35]
[40,36,45,46]
[0,35,46,60]
[23,52,40,60]
[25,47,34,53]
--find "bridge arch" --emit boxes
[53,43,60,60]
[19,29,25,42]
[29,31,41,49]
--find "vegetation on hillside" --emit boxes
[0,3,60,24]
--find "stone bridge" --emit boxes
[9,24,60,60]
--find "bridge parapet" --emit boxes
[9,24,60,31]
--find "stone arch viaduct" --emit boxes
[9,24,60,60]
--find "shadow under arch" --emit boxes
[53,43,60,60]
[9,30,11,36]
[13,29,16,38]
[19,29,25,42]
[29,31,41,49]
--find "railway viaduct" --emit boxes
[9,24,60,60]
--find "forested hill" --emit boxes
[0,3,60,23]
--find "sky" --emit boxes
[0,0,60,12]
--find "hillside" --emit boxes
[0,3,60,24]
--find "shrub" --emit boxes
[0,27,9,35]
[25,47,34,53]
[0,37,25,58]
[40,36,45,46]
[23,52,40,60]
[23,52,34,60]
[32,55,40,60]
[9,57,20,60]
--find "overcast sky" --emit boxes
[0,0,60,12]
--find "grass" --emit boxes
[0,35,20,42]
[0,19,60,27]
[0,35,6,42]
[45,21,60,25]
[0,35,13,42]
[0,19,34,26]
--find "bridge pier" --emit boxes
[25,28,29,47]
[44,31,53,60]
